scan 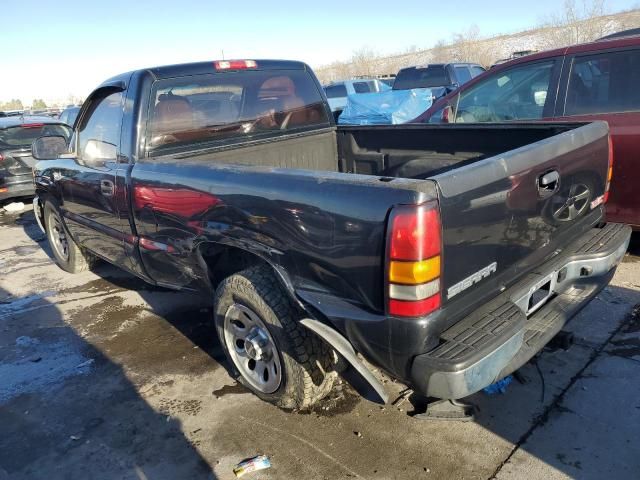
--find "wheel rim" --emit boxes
[47,210,69,261]
[223,303,282,394]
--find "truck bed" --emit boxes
[137,122,610,374]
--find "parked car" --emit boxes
[323,78,390,112]
[392,63,485,99]
[31,59,629,412]
[58,106,81,127]
[0,116,71,202]
[415,31,640,230]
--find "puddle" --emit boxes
[0,338,94,404]
[0,291,57,318]
[62,275,164,295]
[607,304,640,359]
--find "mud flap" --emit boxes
[300,318,389,404]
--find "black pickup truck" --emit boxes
[31,59,630,409]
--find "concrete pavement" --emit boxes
[1,205,639,480]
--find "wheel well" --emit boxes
[198,243,295,300]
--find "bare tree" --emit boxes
[0,99,24,111]
[449,25,495,67]
[313,4,639,82]
[350,46,380,77]
[430,39,451,63]
[539,0,611,48]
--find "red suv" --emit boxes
[416,31,640,229]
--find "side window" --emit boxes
[76,91,123,162]
[454,66,472,84]
[324,84,348,98]
[352,81,372,94]
[565,49,640,115]
[454,60,555,122]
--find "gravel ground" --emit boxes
[1,205,639,480]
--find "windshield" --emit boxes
[393,66,450,90]
[0,123,71,148]
[454,60,554,122]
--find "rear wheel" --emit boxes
[214,265,336,409]
[44,201,93,273]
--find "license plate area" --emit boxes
[524,274,555,316]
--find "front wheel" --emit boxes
[44,201,93,273]
[214,265,336,409]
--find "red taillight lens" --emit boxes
[389,294,441,317]
[21,123,44,128]
[389,205,440,261]
[214,60,257,70]
[387,203,442,318]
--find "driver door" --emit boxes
[59,88,128,264]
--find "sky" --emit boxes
[1,0,638,105]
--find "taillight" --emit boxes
[214,60,258,70]
[0,153,4,162]
[21,123,44,128]
[604,135,614,203]
[387,203,442,318]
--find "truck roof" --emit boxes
[0,115,66,129]
[99,59,310,88]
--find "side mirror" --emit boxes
[32,135,68,160]
[82,139,117,167]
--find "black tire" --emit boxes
[214,265,336,409]
[44,201,93,273]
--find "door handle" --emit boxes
[538,170,560,198]
[100,179,115,196]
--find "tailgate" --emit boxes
[432,121,610,307]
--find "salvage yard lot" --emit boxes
[1,206,639,480]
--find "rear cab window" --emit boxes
[0,123,71,148]
[324,84,348,98]
[148,69,331,153]
[565,48,640,115]
[352,81,373,93]
[393,65,451,90]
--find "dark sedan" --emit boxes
[0,116,71,202]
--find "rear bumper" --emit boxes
[410,223,631,399]
[0,175,35,201]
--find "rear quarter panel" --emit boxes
[129,159,437,313]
